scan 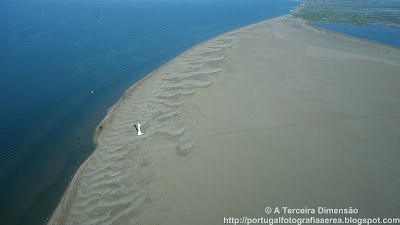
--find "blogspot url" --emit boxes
[223,216,400,225]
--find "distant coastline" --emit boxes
[294,0,400,47]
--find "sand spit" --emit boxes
[48,15,400,225]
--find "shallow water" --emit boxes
[364,8,400,12]
[314,22,400,47]
[0,0,300,224]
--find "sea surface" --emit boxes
[364,8,400,12]
[0,0,300,224]
[314,22,400,47]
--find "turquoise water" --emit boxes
[0,0,300,224]
[314,23,400,47]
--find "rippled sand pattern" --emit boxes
[47,31,239,225]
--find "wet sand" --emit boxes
[48,15,400,225]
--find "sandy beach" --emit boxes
[48,14,400,225]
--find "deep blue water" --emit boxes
[314,22,400,48]
[0,0,300,224]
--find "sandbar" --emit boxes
[48,14,400,225]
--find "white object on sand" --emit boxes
[137,123,143,136]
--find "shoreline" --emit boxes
[48,13,257,224]
[94,13,398,147]
[94,4,399,152]
[293,1,400,49]
[48,12,400,224]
